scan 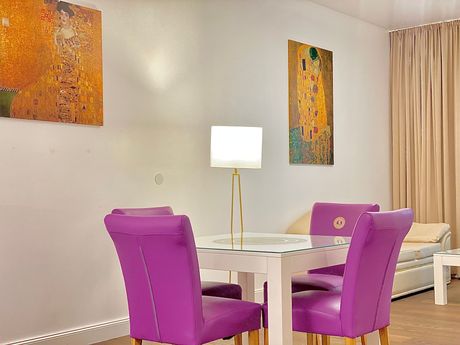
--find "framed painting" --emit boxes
[0,0,103,126]
[288,39,333,165]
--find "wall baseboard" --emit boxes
[5,290,263,345]
[5,318,129,345]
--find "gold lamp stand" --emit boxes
[229,168,244,282]
[210,125,263,284]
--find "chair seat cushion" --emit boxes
[309,264,345,276]
[201,281,242,300]
[291,273,344,292]
[202,296,261,343]
[263,273,343,302]
[263,290,342,336]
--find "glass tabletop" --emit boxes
[195,232,351,254]
[435,248,460,256]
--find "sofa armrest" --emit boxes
[440,231,452,281]
[404,222,451,243]
[440,231,452,251]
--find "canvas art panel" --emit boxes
[0,0,103,126]
[288,40,333,165]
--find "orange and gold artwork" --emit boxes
[288,40,333,165]
[0,0,103,126]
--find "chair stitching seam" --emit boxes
[372,241,398,330]
[139,244,162,341]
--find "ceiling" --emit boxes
[308,0,460,30]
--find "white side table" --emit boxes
[434,249,458,305]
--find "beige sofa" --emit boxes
[287,212,451,298]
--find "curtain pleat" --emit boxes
[391,21,460,249]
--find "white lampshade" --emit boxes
[210,126,263,169]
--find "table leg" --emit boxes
[238,272,255,301]
[434,255,447,305]
[237,272,255,345]
[267,257,292,345]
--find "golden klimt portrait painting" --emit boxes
[288,40,333,165]
[0,0,103,126]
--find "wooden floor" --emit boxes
[96,280,460,345]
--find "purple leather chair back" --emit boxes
[105,214,204,344]
[309,202,380,275]
[111,206,174,216]
[340,209,413,338]
[310,202,380,237]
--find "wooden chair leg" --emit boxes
[345,338,357,345]
[234,334,243,345]
[131,339,142,345]
[322,335,331,345]
[379,327,390,345]
[361,335,367,344]
[249,329,260,345]
[264,328,269,345]
[307,333,316,345]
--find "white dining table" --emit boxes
[195,232,381,345]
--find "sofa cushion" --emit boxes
[392,264,437,297]
[398,247,417,262]
[398,242,441,263]
[396,256,433,271]
[404,222,450,243]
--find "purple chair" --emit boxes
[263,202,379,301]
[105,214,261,345]
[112,207,242,301]
[262,209,414,345]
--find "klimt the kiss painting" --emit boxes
[288,40,333,165]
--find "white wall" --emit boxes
[0,0,390,343]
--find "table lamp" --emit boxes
[210,126,263,249]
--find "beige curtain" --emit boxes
[391,21,460,249]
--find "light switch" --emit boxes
[2,17,10,27]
